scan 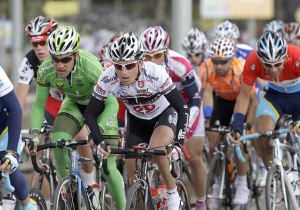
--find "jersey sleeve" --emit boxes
[157,65,175,94]
[241,53,259,86]
[0,66,13,97]
[17,57,34,85]
[92,72,111,100]
[197,61,209,91]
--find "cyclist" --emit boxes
[263,19,285,35]
[84,32,189,210]
[30,26,126,210]
[283,22,300,47]
[231,31,300,170]
[140,26,206,209]
[198,37,256,206]
[182,27,207,73]
[0,66,37,210]
[16,16,62,123]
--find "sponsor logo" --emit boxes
[101,75,118,83]
[137,81,144,88]
[56,82,64,88]
[76,79,84,86]
[145,74,159,81]
[296,61,300,67]
[160,78,172,90]
[95,85,106,95]
[251,64,256,71]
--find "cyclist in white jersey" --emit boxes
[140,26,207,210]
[84,32,189,210]
[182,27,207,73]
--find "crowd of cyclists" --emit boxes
[1,15,300,210]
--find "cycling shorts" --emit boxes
[210,96,236,127]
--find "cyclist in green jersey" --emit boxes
[30,26,126,210]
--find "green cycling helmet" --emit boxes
[47,26,80,55]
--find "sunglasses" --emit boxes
[32,41,47,48]
[51,54,74,64]
[114,61,138,71]
[187,52,202,58]
[144,51,165,60]
[211,58,230,65]
[262,61,283,68]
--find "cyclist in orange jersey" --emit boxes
[198,37,257,207]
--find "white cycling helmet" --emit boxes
[47,26,80,55]
[257,31,287,63]
[182,27,207,54]
[213,20,240,40]
[109,32,144,61]
[140,26,169,53]
[263,20,285,35]
[25,16,58,43]
[208,37,236,59]
[283,22,300,43]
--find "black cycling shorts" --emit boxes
[210,96,236,127]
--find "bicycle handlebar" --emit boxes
[235,128,291,163]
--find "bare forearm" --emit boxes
[234,91,251,115]
[16,83,30,111]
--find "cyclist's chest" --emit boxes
[51,74,94,97]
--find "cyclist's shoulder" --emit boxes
[37,59,55,78]
[232,57,245,71]
[77,49,102,75]
[167,50,192,74]
[143,61,168,79]
[0,66,13,97]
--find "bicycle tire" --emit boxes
[52,176,91,210]
[14,188,47,210]
[206,152,225,210]
[265,166,292,210]
[176,178,191,210]
[126,180,154,210]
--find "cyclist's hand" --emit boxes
[1,151,18,173]
[96,144,111,159]
[28,134,39,156]
[227,131,241,146]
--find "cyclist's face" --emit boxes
[114,60,140,85]
[212,58,232,77]
[262,61,285,80]
[51,52,76,78]
[32,40,50,62]
[187,52,204,67]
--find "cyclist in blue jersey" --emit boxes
[0,66,37,210]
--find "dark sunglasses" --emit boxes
[51,54,74,64]
[114,62,138,71]
[144,51,165,60]
[187,52,202,58]
[32,41,47,48]
[262,61,283,68]
[211,59,230,65]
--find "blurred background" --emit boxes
[3,0,300,128]
[1,0,300,82]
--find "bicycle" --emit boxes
[236,123,300,210]
[206,126,254,210]
[21,126,57,209]
[110,144,190,210]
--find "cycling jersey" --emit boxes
[93,62,175,120]
[242,45,300,93]
[17,49,63,117]
[166,50,201,106]
[236,43,253,61]
[31,49,115,132]
[198,57,245,101]
[0,66,23,152]
[87,61,189,145]
[166,50,204,137]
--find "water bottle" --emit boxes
[151,187,162,209]
[158,184,167,210]
[86,184,100,210]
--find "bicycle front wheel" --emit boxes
[100,181,116,210]
[265,166,292,210]
[126,180,154,210]
[52,176,90,210]
[176,178,191,210]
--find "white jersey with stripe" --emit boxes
[0,66,13,97]
[93,61,176,120]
